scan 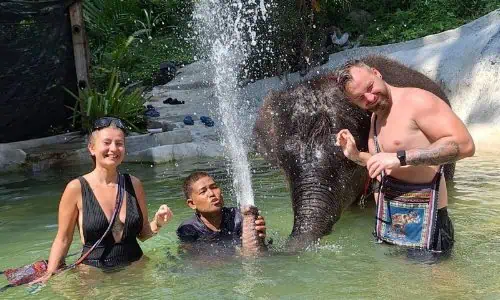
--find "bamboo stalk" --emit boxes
[69,0,90,90]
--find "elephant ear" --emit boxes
[253,91,281,166]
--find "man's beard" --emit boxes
[367,96,389,113]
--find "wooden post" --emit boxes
[69,0,90,90]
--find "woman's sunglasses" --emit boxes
[92,117,127,131]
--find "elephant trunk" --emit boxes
[241,205,266,256]
[286,175,342,250]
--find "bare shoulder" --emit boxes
[402,87,450,114]
[65,178,82,194]
[128,175,146,204]
[60,178,82,205]
[407,87,444,104]
[129,175,143,188]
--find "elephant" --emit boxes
[253,55,454,250]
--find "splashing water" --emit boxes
[193,0,271,206]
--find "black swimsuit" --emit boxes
[78,174,143,268]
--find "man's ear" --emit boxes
[372,67,382,79]
[187,198,196,210]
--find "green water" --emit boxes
[1,154,499,299]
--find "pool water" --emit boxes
[1,153,499,299]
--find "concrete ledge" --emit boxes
[0,132,81,152]
[0,148,27,172]
[126,129,192,154]
[127,141,223,164]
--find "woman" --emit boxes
[34,117,173,283]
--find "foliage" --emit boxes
[65,68,146,133]
[83,0,143,47]
[90,33,193,90]
[84,0,194,89]
[83,0,499,87]
[342,0,499,46]
[125,34,193,86]
[246,0,351,78]
[450,0,486,17]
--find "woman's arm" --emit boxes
[131,176,173,242]
[31,179,81,284]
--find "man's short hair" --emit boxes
[335,59,371,94]
[183,171,210,199]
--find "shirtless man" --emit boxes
[334,59,475,252]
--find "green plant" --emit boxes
[83,0,143,46]
[65,69,146,133]
[133,9,166,39]
[450,0,485,17]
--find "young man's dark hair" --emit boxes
[182,171,210,200]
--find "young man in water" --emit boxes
[334,59,475,253]
[177,172,267,255]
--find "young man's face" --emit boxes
[345,66,390,113]
[187,176,224,214]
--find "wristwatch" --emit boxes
[397,150,407,166]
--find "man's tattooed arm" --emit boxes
[406,140,460,166]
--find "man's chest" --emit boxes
[370,115,429,153]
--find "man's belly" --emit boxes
[390,165,439,183]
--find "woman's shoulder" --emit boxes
[66,178,83,191]
[58,178,83,206]
[63,178,83,198]
[126,174,143,186]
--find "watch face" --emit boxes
[397,150,406,165]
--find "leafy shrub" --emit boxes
[83,0,143,47]
[84,0,194,89]
[450,0,486,17]
[66,69,146,133]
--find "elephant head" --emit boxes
[254,55,455,250]
[254,74,371,249]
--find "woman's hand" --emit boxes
[154,204,173,228]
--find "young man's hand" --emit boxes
[255,215,266,239]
